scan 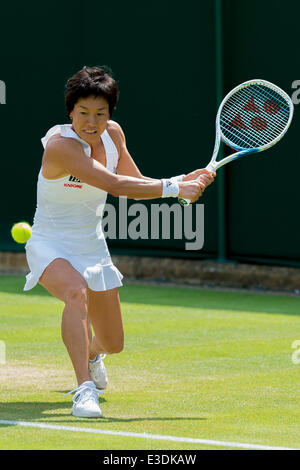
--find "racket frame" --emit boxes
[209,79,294,171]
[179,79,294,205]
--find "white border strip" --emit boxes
[0,419,296,450]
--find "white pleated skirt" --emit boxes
[24,236,123,292]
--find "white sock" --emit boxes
[80,380,95,387]
[89,354,99,363]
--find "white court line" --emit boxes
[0,419,296,450]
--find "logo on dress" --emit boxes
[64,175,82,189]
[69,175,81,183]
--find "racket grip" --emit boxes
[205,163,216,172]
[178,165,216,206]
[178,196,191,206]
[178,176,201,206]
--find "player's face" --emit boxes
[70,96,110,144]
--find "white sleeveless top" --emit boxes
[33,124,118,251]
[24,124,123,292]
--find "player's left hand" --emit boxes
[183,169,216,190]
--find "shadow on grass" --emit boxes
[0,401,206,425]
[1,275,300,316]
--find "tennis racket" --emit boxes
[178,79,294,206]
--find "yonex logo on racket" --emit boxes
[228,95,283,134]
[0,80,6,104]
[220,82,291,150]
[179,80,293,207]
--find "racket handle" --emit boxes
[178,175,201,206]
[178,196,191,206]
[205,162,216,172]
[178,164,216,206]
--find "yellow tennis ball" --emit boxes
[11,222,32,244]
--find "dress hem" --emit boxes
[24,256,124,292]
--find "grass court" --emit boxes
[0,276,299,450]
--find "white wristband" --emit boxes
[161,179,179,198]
[170,174,186,183]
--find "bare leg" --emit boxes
[89,336,106,360]
[88,287,124,359]
[39,258,92,386]
[61,288,91,385]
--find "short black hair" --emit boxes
[64,66,119,119]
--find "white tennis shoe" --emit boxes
[89,354,108,390]
[66,381,103,418]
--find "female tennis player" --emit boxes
[24,66,215,418]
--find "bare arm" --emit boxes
[42,124,203,202]
[113,123,156,183]
[43,137,164,199]
[112,121,215,197]
[116,136,160,199]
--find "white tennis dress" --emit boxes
[24,124,123,292]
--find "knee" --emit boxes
[64,280,89,307]
[107,341,124,355]
[100,337,124,355]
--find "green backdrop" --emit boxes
[0,0,299,266]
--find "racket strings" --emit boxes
[223,86,290,128]
[221,89,289,147]
[222,112,286,148]
[224,87,289,132]
[222,91,288,147]
[220,84,291,149]
[223,95,288,137]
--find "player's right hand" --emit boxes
[178,180,205,203]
